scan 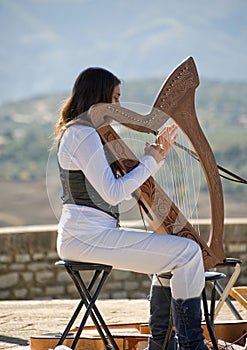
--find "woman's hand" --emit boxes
[144,124,178,163]
[156,124,178,154]
[144,142,167,163]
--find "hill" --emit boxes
[0,78,246,226]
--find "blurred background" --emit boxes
[0,0,246,227]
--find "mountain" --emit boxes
[0,79,247,216]
[0,78,246,227]
[1,0,247,104]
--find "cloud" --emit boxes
[21,31,60,44]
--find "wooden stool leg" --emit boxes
[214,262,241,318]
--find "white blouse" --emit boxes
[58,125,161,207]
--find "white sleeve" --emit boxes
[59,126,162,205]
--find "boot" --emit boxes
[148,286,177,350]
[171,297,208,350]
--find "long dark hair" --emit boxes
[55,67,121,137]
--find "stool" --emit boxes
[202,271,226,350]
[55,260,119,350]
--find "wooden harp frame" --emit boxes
[88,57,225,271]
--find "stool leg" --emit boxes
[56,269,104,347]
[70,268,119,350]
[214,263,241,319]
[201,289,218,350]
[56,299,85,346]
[210,282,217,325]
[215,281,242,320]
[75,269,110,345]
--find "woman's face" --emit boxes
[111,84,121,104]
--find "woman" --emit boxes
[55,67,208,350]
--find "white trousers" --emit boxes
[57,205,205,300]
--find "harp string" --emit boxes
[111,119,201,233]
[155,124,201,233]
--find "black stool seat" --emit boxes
[55,260,112,272]
[205,271,226,282]
[55,260,119,350]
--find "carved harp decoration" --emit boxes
[89,57,225,271]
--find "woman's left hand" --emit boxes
[156,123,178,154]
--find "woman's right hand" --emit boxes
[145,123,178,163]
[144,142,167,163]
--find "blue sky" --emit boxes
[1,0,246,103]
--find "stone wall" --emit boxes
[0,219,246,300]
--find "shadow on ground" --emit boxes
[0,335,28,346]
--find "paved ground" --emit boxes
[0,299,246,350]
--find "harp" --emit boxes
[89,57,225,271]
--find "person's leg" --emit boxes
[148,265,207,350]
[148,280,177,350]
[171,297,207,350]
[168,241,207,350]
